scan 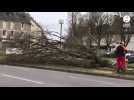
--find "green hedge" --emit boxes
[97,57,116,67]
[0,51,6,56]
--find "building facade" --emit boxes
[0,12,43,50]
[0,12,31,37]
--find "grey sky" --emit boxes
[29,12,132,32]
[28,12,122,40]
[29,12,68,34]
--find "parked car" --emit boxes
[126,50,134,63]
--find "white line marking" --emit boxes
[1,73,46,85]
[69,76,77,78]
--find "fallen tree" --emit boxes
[1,30,112,68]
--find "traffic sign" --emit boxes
[123,15,131,23]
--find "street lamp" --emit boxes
[59,19,64,48]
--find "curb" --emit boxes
[2,63,134,81]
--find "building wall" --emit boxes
[0,20,32,45]
[0,20,41,39]
[111,34,134,51]
[23,23,31,32]
[0,19,41,38]
[0,20,31,32]
[10,22,15,30]
[3,21,6,30]
[127,36,134,50]
[31,20,41,32]
[6,21,11,30]
[0,30,3,37]
[14,22,21,31]
[30,20,42,38]
[0,16,42,50]
[110,34,134,51]
[0,21,3,29]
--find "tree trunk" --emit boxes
[89,39,92,48]
[97,37,101,49]
[125,34,132,47]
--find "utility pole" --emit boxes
[59,19,64,48]
[72,12,74,38]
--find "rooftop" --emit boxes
[0,12,31,24]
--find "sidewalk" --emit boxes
[3,63,134,81]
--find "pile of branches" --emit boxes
[5,31,102,68]
[18,35,99,67]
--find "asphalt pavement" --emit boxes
[0,65,134,87]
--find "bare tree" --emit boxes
[66,12,113,50]
[65,12,81,48]
[88,12,106,48]
[112,13,133,47]
[102,13,114,50]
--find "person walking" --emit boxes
[115,42,127,73]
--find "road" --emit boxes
[0,65,134,87]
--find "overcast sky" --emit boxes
[28,12,122,40]
[29,12,68,34]
[29,12,132,32]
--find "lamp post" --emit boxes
[59,19,64,48]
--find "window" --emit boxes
[3,30,6,36]
[10,31,14,36]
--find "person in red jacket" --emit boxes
[115,42,127,73]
